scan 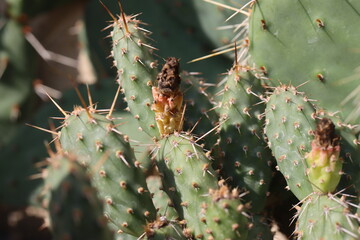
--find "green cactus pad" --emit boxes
[249,0,360,124]
[111,13,159,139]
[296,194,359,240]
[45,154,113,240]
[60,107,156,237]
[219,66,272,212]
[265,85,316,200]
[156,134,218,238]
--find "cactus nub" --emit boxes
[152,58,184,136]
[306,118,342,193]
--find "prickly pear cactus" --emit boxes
[295,194,359,240]
[265,85,316,200]
[192,0,249,53]
[45,153,113,240]
[111,11,159,138]
[219,65,272,212]
[180,71,218,146]
[156,134,218,238]
[59,107,157,237]
[247,215,273,240]
[156,134,251,239]
[249,0,360,124]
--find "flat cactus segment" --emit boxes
[265,85,316,200]
[45,154,113,240]
[296,194,360,240]
[203,185,249,240]
[156,134,218,238]
[219,67,272,212]
[59,108,156,237]
[249,0,360,124]
[111,14,159,138]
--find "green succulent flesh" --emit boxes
[111,16,159,138]
[60,109,156,237]
[219,68,272,212]
[296,194,359,240]
[265,86,316,200]
[249,0,360,124]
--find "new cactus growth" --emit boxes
[156,134,218,238]
[219,64,272,212]
[306,118,342,193]
[152,57,184,136]
[265,85,316,200]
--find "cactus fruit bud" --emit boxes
[152,58,184,135]
[306,118,342,193]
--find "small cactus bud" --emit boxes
[306,118,341,193]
